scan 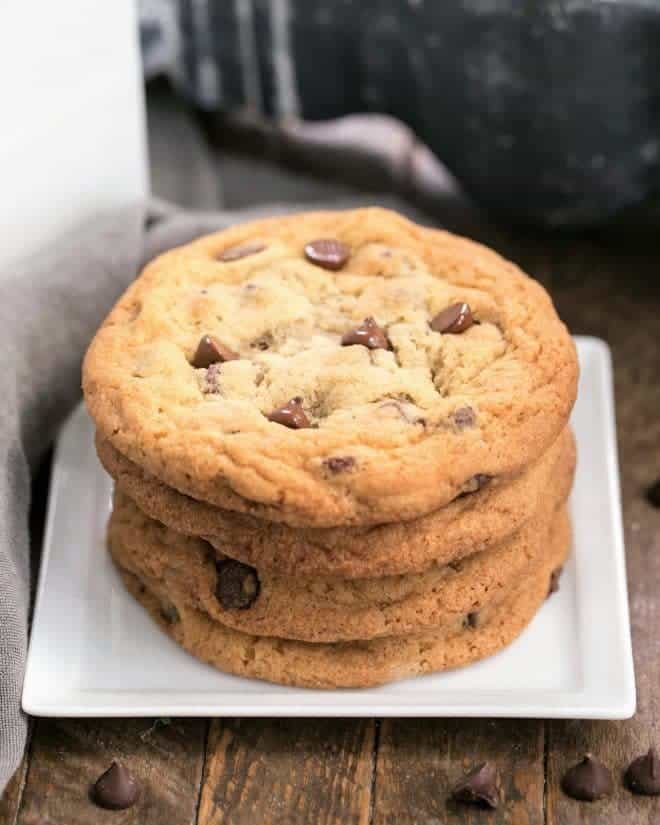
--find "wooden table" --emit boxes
[2,82,659,825]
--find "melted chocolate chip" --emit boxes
[218,241,265,262]
[464,611,481,629]
[304,238,350,270]
[646,478,660,507]
[92,762,140,810]
[452,406,477,430]
[625,748,660,795]
[547,566,563,598]
[267,397,311,429]
[251,333,273,351]
[324,456,356,473]
[215,560,260,609]
[159,602,180,624]
[561,754,613,801]
[458,474,492,497]
[430,302,474,334]
[192,335,239,368]
[341,317,390,350]
[450,762,500,809]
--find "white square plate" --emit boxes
[23,337,636,718]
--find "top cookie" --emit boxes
[83,208,578,526]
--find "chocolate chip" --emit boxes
[458,474,492,497]
[267,397,311,429]
[304,238,349,270]
[450,762,500,809]
[341,317,390,350]
[561,754,613,801]
[218,241,265,262]
[324,456,356,473]
[625,748,660,795]
[251,333,273,351]
[192,335,239,368]
[431,302,474,334]
[159,602,180,624]
[452,406,476,430]
[547,566,563,598]
[464,611,481,629]
[646,478,660,507]
[92,762,140,810]
[215,559,260,609]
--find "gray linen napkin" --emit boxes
[0,199,316,792]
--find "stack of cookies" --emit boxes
[83,208,578,689]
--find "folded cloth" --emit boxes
[0,199,328,792]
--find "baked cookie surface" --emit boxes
[114,516,569,689]
[100,427,574,578]
[109,487,569,643]
[84,208,578,526]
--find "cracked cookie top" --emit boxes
[83,208,578,526]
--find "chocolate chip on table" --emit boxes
[450,762,500,809]
[192,335,239,368]
[341,317,391,350]
[430,302,474,334]
[218,241,265,262]
[267,397,311,429]
[324,456,356,473]
[625,748,660,795]
[92,762,140,810]
[304,238,350,270]
[646,478,660,507]
[547,566,563,598]
[452,406,476,430]
[561,754,613,801]
[215,559,260,609]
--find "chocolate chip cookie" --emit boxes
[114,516,569,688]
[108,487,569,643]
[99,428,574,578]
[83,208,578,527]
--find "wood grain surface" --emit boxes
[2,81,659,824]
[15,718,207,825]
[373,719,545,825]
[197,719,375,825]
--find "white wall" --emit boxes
[0,1,148,271]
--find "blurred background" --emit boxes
[4,0,660,273]
[140,0,660,229]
